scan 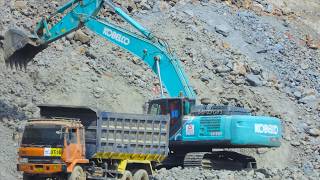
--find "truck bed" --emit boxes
[91,112,169,162]
[38,105,170,162]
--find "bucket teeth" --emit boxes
[3,28,46,70]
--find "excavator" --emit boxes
[2,0,282,170]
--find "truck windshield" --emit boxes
[21,125,64,147]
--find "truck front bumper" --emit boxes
[17,163,67,174]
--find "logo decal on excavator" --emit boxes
[103,27,130,45]
[254,124,279,135]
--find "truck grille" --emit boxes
[200,116,221,136]
[27,157,61,164]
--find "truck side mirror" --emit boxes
[12,127,23,145]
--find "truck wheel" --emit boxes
[133,169,149,180]
[22,173,32,180]
[23,174,44,180]
[120,170,133,180]
[68,165,86,180]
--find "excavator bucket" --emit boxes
[3,28,46,69]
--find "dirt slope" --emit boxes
[0,0,319,179]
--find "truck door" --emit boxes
[64,128,81,162]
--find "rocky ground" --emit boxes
[0,0,320,179]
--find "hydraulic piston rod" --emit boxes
[155,56,164,97]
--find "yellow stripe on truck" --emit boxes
[93,152,166,162]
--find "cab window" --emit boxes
[169,100,182,120]
[69,129,77,144]
[168,99,182,134]
[149,103,160,115]
[183,99,195,115]
[148,101,167,115]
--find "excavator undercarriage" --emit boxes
[184,152,256,170]
[159,151,256,171]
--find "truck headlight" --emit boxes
[19,158,28,163]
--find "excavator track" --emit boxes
[183,152,206,168]
[157,153,185,169]
[183,151,257,170]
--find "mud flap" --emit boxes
[3,29,46,69]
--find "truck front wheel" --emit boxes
[120,170,133,180]
[23,173,32,180]
[133,169,149,180]
[68,165,86,180]
[23,174,44,180]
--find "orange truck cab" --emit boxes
[18,119,88,179]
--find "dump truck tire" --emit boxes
[120,170,133,180]
[22,173,32,180]
[68,165,86,180]
[133,169,149,180]
[23,174,43,180]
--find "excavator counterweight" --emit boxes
[4,29,46,69]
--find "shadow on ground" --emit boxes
[0,100,27,121]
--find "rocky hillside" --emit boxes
[0,0,319,179]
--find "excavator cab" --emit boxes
[148,98,195,136]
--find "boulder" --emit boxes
[233,62,247,75]
[215,24,231,37]
[306,128,320,137]
[14,1,27,10]
[74,30,90,44]
[246,74,263,87]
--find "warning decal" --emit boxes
[186,124,195,136]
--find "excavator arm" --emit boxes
[3,0,196,99]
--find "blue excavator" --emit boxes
[3,0,282,169]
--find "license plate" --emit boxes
[44,148,62,157]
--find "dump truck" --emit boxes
[17,105,170,180]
